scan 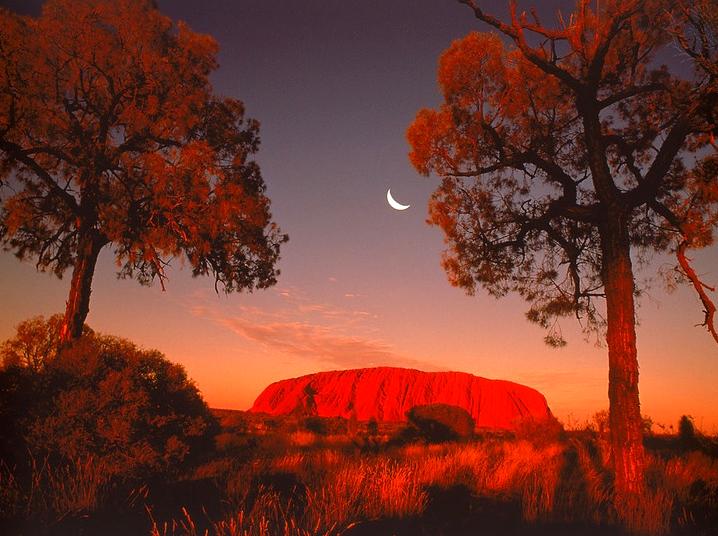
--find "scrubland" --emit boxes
[2,411,717,536]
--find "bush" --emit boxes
[678,415,700,451]
[0,316,218,481]
[514,416,565,446]
[589,410,654,439]
[406,404,474,442]
[302,416,348,436]
[0,315,64,372]
[679,415,696,441]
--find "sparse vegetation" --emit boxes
[2,320,717,536]
[3,403,718,535]
[406,403,475,442]
[147,419,718,536]
[0,316,219,534]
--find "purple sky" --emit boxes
[1,0,717,431]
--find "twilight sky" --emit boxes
[1,0,717,431]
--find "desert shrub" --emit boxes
[590,409,654,437]
[1,315,60,372]
[302,416,328,435]
[367,417,379,437]
[213,411,259,460]
[213,409,250,433]
[215,431,258,459]
[678,415,697,443]
[591,410,610,436]
[302,416,348,436]
[0,316,218,481]
[406,404,474,442]
[0,365,40,465]
[0,315,99,373]
[513,415,565,446]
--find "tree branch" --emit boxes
[586,3,639,85]
[458,0,582,91]
[627,117,691,207]
[677,240,718,344]
[598,83,666,109]
[0,139,79,213]
[650,200,718,344]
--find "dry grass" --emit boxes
[149,436,718,536]
[0,455,111,522]
[5,435,718,535]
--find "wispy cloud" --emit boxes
[218,317,430,369]
[187,285,436,371]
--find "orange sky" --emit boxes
[2,237,717,432]
[1,0,717,433]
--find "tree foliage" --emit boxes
[408,0,717,344]
[0,0,287,340]
[407,0,717,515]
[0,316,218,478]
[0,315,67,372]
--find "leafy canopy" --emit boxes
[408,0,718,345]
[0,0,286,291]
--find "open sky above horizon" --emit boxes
[1,0,717,431]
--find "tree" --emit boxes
[0,315,66,371]
[407,0,717,522]
[0,316,218,478]
[0,0,287,344]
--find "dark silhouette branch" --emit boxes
[627,118,692,207]
[586,3,641,85]
[598,83,666,109]
[0,139,79,213]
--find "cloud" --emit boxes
[187,285,436,371]
[218,317,431,369]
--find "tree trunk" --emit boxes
[599,215,646,509]
[58,231,104,344]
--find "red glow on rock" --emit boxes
[250,367,552,430]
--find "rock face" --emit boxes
[250,367,552,430]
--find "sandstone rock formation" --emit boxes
[250,367,551,430]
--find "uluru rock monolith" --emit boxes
[250,367,551,430]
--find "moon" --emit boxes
[386,189,410,211]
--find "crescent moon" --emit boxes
[387,189,410,211]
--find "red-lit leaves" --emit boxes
[0,0,287,341]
